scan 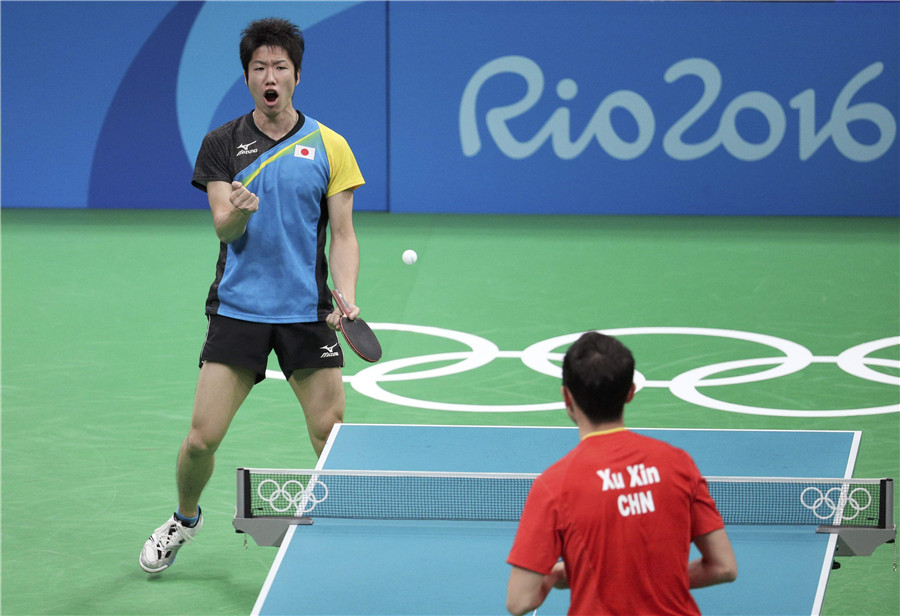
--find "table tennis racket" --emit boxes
[331,289,382,363]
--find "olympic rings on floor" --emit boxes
[266,325,898,417]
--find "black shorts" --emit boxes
[199,315,344,383]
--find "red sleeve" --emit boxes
[691,474,725,539]
[507,477,561,575]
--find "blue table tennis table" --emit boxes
[243,424,868,616]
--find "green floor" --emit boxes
[2,209,898,615]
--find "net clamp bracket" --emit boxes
[816,524,897,557]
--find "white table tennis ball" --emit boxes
[402,249,418,265]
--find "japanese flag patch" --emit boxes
[294,145,316,160]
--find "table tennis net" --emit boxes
[236,468,893,529]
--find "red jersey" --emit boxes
[507,428,724,615]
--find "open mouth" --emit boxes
[264,89,278,103]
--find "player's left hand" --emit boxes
[327,301,360,330]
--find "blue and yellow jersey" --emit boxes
[192,113,364,323]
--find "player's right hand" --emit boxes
[230,181,259,216]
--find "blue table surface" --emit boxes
[253,424,859,616]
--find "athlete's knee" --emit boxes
[308,407,343,440]
[182,428,222,459]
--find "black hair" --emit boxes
[240,18,304,77]
[562,332,635,423]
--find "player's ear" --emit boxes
[561,386,576,417]
[625,383,636,403]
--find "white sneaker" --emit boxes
[139,511,203,573]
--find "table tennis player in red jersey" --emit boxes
[507,332,737,615]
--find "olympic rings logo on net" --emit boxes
[800,486,873,521]
[266,326,899,418]
[257,478,329,515]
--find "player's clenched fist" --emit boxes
[230,181,259,216]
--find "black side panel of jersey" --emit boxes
[315,195,333,319]
[205,243,228,315]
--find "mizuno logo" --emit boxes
[237,141,259,157]
[320,343,340,358]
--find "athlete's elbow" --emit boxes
[214,222,244,244]
[506,595,541,616]
[706,560,737,585]
[719,562,738,583]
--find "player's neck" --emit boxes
[253,107,298,141]
[570,406,624,439]
[577,419,625,439]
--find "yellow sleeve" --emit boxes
[320,123,365,198]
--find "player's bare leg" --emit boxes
[288,367,345,456]
[140,362,254,573]
[177,361,255,516]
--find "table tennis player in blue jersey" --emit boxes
[140,17,366,574]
